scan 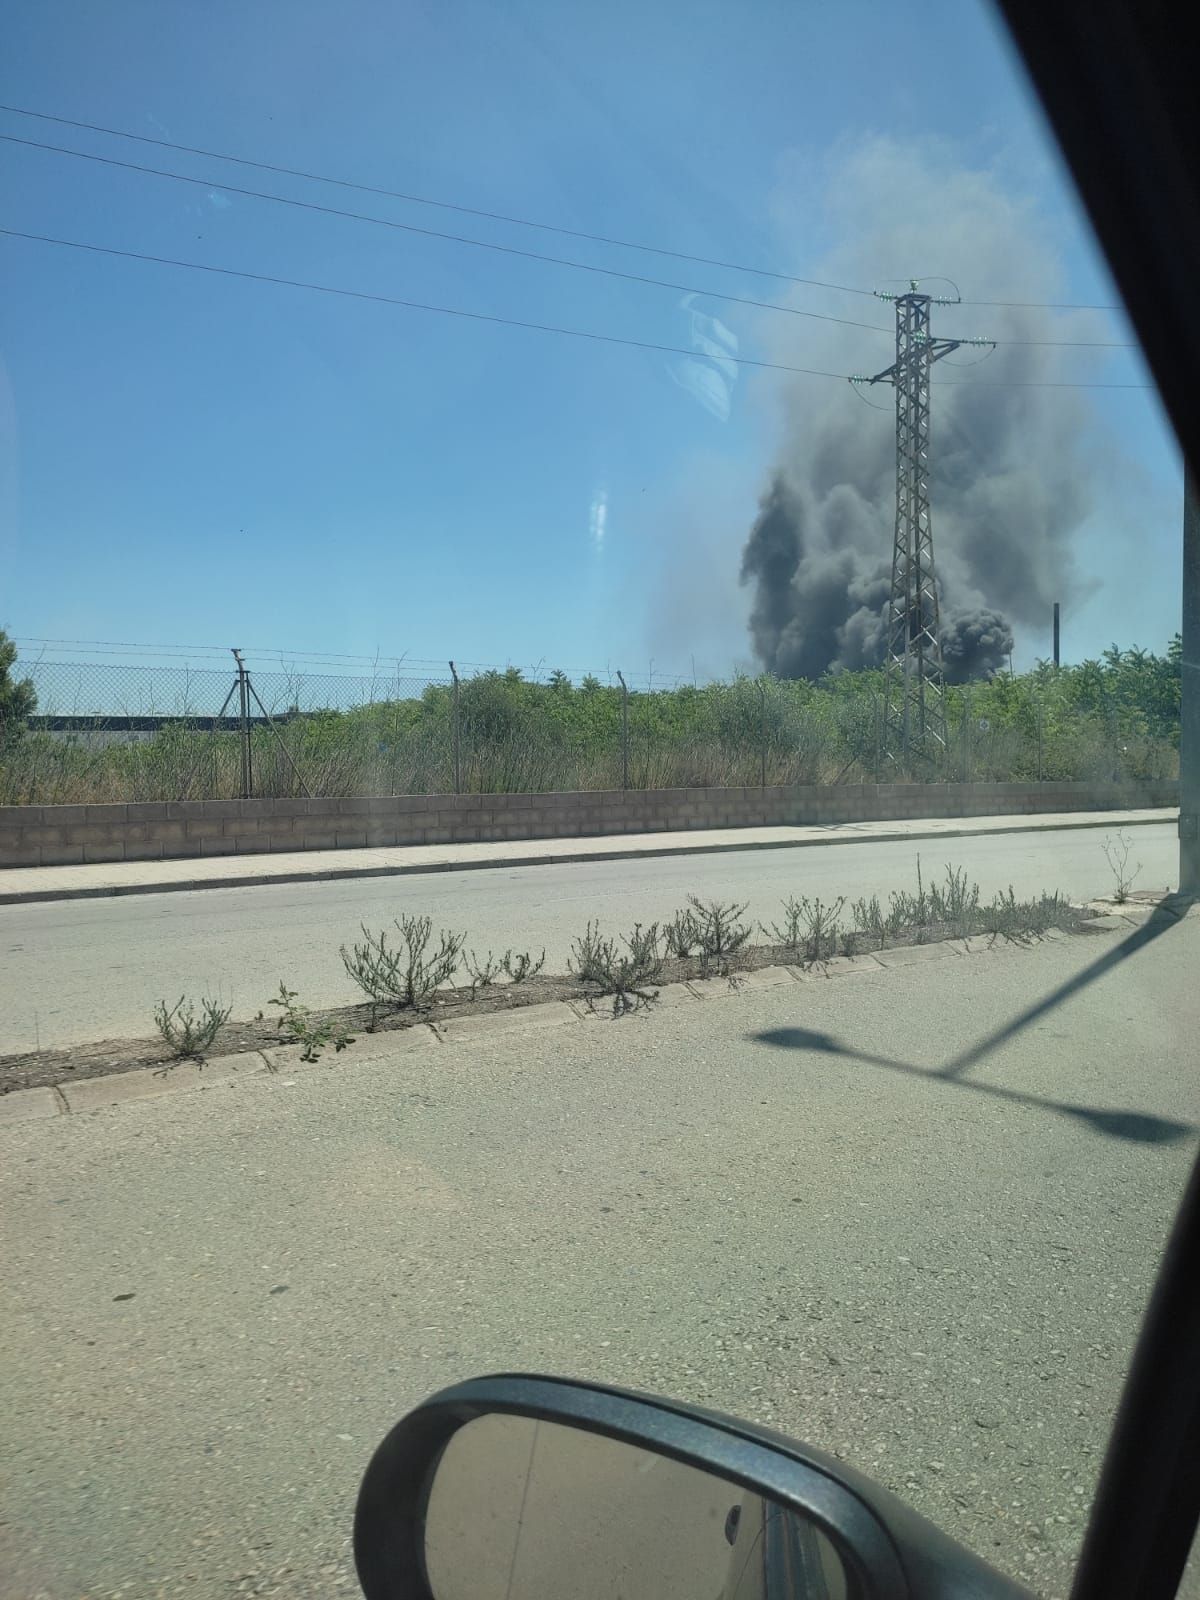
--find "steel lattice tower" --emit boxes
[852,282,991,763]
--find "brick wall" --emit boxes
[0,782,1179,868]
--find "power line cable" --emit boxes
[14,131,1131,347]
[0,104,883,297]
[0,103,1131,321]
[0,227,1154,389]
[0,225,856,380]
[0,131,906,340]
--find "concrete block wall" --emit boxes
[0,781,1179,868]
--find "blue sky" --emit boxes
[0,0,1183,685]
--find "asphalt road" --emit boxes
[2,915,1197,1599]
[0,822,1177,1052]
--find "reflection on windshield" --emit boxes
[0,0,1195,1596]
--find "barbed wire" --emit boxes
[16,656,705,718]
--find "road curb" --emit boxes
[0,810,1176,906]
[0,917,1154,1127]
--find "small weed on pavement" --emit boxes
[1102,830,1142,903]
[464,947,546,994]
[152,995,231,1059]
[978,887,1085,945]
[664,907,701,959]
[266,983,355,1062]
[463,949,504,996]
[341,914,466,1026]
[849,894,887,947]
[765,896,846,966]
[928,865,981,938]
[502,948,545,982]
[686,896,752,976]
[570,920,664,1016]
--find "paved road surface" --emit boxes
[0,822,1177,1052]
[2,916,1197,1598]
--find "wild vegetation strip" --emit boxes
[0,861,1110,1096]
[0,633,1181,803]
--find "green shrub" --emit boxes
[570,921,663,1016]
[502,949,545,982]
[1102,830,1142,903]
[685,897,752,975]
[267,982,355,1061]
[978,887,1082,944]
[341,915,465,1024]
[766,896,845,965]
[153,994,231,1058]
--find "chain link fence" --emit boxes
[0,654,1178,805]
[20,658,446,721]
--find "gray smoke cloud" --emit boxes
[740,474,1014,680]
[940,607,1015,682]
[740,136,1109,680]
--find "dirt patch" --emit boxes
[0,913,1102,1097]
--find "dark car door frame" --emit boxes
[993,6,1200,1599]
[995,2,1199,477]
[1067,1148,1200,1600]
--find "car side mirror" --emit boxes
[354,1374,1032,1599]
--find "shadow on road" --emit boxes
[749,899,1198,1147]
[750,1025,1193,1145]
[940,895,1194,1082]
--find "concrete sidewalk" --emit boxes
[0,807,1176,905]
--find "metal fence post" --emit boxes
[874,693,883,783]
[1036,693,1044,781]
[232,647,251,799]
[449,661,461,795]
[756,678,767,790]
[242,671,311,798]
[617,671,629,789]
[390,668,401,797]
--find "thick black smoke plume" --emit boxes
[741,473,1014,681]
[739,137,1106,681]
[940,607,1014,682]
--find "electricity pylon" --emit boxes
[852,282,992,764]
